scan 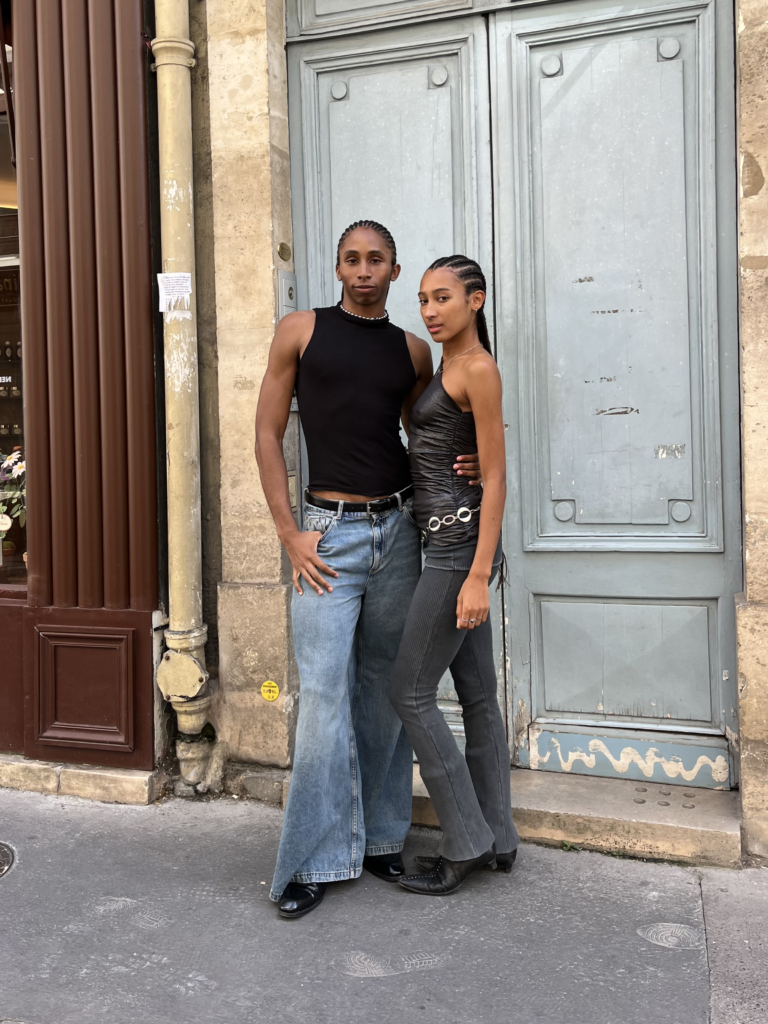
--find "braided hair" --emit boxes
[426,255,492,355]
[336,220,397,267]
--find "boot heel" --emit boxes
[493,850,517,874]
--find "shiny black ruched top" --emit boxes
[408,371,481,547]
[296,304,416,496]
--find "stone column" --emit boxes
[205,0,299,768]
[737,0,768,861]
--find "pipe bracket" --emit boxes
[164,624,208,652]
[150,36,196,70]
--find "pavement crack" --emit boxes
[696,870,713,1024]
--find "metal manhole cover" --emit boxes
[0,842,15,877]
[637,922,703,949]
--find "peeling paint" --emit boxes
[529,731,729,783]
[163,177,191,211]
[655,444,686,459]
[165,333,198,393]
[513,699,530,754]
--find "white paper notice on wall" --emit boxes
[157,272,192,314]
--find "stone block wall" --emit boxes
[737,0,768,861]
[203,0,299,769]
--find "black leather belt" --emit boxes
[305,484,413,514]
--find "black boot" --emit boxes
[414,848,517,875]
[278,881,327,919]
[363,851,406,882]
[398,847,495,895]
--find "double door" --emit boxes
[287,0,741,788]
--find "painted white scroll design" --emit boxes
[528,727,729,783]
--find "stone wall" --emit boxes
[737,0,768,861]
[204,0,299,767]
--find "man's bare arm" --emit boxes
[255,310,338,595]
[401,331,433,437]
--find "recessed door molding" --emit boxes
[506,0,722,552]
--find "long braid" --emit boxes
[426,254,493,356]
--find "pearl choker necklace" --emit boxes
[340,303,389,321]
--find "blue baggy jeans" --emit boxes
[270,499,422,901]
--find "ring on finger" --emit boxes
[469,618,476,623]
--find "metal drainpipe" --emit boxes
[151,0,212,787]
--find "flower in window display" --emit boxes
[0,446,26,538]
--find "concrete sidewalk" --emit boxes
[0,789,765,1024]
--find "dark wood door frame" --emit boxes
[1,0,160,770]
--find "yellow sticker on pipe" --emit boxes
[261,680,279,702]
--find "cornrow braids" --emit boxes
[427,254,493,356]
[336,219,397,267]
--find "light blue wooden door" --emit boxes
[287,0,741,789]
[492,0,740,787]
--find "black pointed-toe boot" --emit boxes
[278,881,327,919]
[363,851,406,882]
[398,847,495,895]
[414,848,517,875]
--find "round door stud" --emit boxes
[0,843,14,878]
[554,501,574,521]
[541,54,562,77]
[331,80,348,100]
[277,242,292,262]
[671,501,691,522]
[430,66,449,87]
[658,37,681,60]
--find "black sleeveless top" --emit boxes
[408,371,482,547]
[296,304,416,496]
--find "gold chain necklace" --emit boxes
[438,342,481,374]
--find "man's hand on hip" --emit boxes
[284,530,339,596]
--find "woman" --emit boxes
[388,255,519,896]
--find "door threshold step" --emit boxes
[412,765,741,868]
[0,754,165,806]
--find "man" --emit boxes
[255,220,480,918]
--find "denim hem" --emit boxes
[269,865,363,902]
[364,842,405,856]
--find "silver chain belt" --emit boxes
[428,506,481,532]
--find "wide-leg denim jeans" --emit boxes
[270,500,422,901]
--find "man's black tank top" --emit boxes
[296,303,416,496]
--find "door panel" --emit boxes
[289,16,492,353]
[519,10,720,551]
[492,0,740,786]
[540,600,713,722]
[541,38,695,532]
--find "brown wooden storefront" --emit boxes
[0,0,161,771]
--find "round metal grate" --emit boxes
[0,842,15,878]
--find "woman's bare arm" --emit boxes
[454,355,506,629]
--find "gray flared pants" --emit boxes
[388,561,519,862]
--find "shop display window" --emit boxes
[0,56,22,582]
